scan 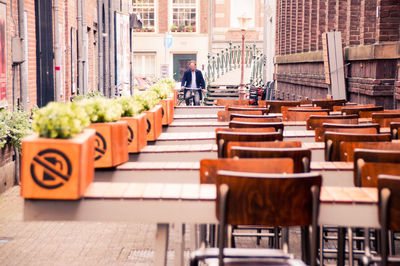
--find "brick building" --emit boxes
[274,0,400,108]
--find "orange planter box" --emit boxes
[89,121,129,168]
[21,129,96,200]
[145,105,163,141]
[173,90,178,106]
[161,98,175,125]
[120,113,147,153]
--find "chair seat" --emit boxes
[191,248,306,266]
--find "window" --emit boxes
[230,0,255,28]
[171,0,197,32]
[134,53,156,78]
[133,0,155,31]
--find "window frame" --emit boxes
[133,52,157,78]
[168,0,199,33]
[132,0,158,33]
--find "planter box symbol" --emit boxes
[94,132,107,161]
[127,125,134,144]
[146,119,151,134]
[30,149,72,189]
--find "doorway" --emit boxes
[35,0,54,107]
[173,54,196,82]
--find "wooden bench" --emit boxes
[324,132,392,161]
[341,106,384,118]
[229,147,312,173]
[216,99,250,106]
[230,114,282,123]
[286,108,330,122]
[312,99,347,111]
[228,121,284,133]
[216,131,283,158]
[227,106,269,115]
[281,106,322,121]
[315,123,380,142]
[354,149,400,187]
[306,115,358,130]
[265,100,301,113]
[372,113,400,127]
[340,141,400,162]
[391,122,400,139]
[199,158,294,184]
[217,110,263,122]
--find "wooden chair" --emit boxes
[341,106,384,118]
[285,108,330,122]
[353,149,400,187]
[281,106,322,121]
[229,147,311,173]
[216,131,283,158]
[227,106,269,115]
[230,113,282,122]
[217,110,263,122]
[315,123,380,142]
[226,141,302,157]
[324,132,392,161]
[192,171,320,266]
[359,109,400,119]
[391,122,400,139]
[332,102,360,112]
[199,158,294,184]
[312,99,347,111]
[265,100,300,113]
[229,121,284,133]
[306,114,358,130]
[216,127,276,133]
[216,99,250,106]
[225,105,268,111]
[372,113,400,127]
[378,174,400,266]
[340,141,400,162]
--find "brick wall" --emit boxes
[275,0,400,108]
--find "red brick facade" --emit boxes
[275,0,400,108]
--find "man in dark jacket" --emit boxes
[181,61,205,106]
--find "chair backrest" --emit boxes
[359,109,400,119]
[229,121,284,133]
[229,113,281,121]
[225,105,267,111]
[217,110,263,122]
[332,102,361,112]
[265,100,300,113]
[227,106,269,115]
[378,175,400,231]
[340,141,400,162]
[286,108,330,122]
[199,158,294,184]
[231,116,283,123]
[306,115,358,130]
[372,113,400,127]
[391,122,400,139]
[315,123,380,142]
[341,106,384,117]
[312,99,347,111]
[216,127,276,133]
[354,149,400,187]
[216,99,249,106]
[216,171,321,227]
[216,131,283,158]
[281,106,321,121]
[324,132,392,161]
[226,141,302,157]
[229,147,311,173]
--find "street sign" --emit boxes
[160,64,169,78]
[163,33,172,48]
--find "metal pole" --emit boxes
[239,30,246,100]
[262,0,267,84]
[77,0,83,94]
[97,0,103,94]
[54,0,61,101]
[18,0,27,108]
[209,0,213,53]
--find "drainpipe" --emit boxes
[77,0,84,94]
[208,0,213,53]
[97,0,103,94]
[54,0,61,101]
[18,0,28,109]
[81,0,88,94]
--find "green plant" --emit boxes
[32,102,89,139]
[116,96,144,117]
[149,83,170,100]
[72,90,104,102]
[170,25,178,32]
[133,90,159,111]
[178,25,185,32]
[78,97,123,123]
[0,108,32,150]
[185,25,194,32]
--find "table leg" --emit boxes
[175,223,185,266]
[338,227,346,266]
[155,223,169,266]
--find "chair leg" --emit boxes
[274,227,280,249]
[338,227,346,266]
[256,228,262,246]
[301,226,310,264]
[319,226,324,266]
[348,228,354,266]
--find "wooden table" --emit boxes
[24,183,379,266]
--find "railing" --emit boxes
[205,42,264,87]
